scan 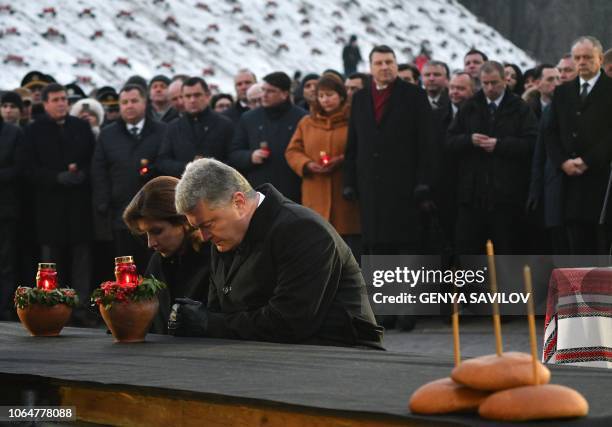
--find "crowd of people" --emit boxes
[1,34,612,334]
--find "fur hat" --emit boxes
[70,98,105,125]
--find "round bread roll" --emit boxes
[409,377,490,414]
[479,384,589,421]
[451,352,550,391]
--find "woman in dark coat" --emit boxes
[123,176,211,334]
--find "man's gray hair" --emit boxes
[571,36,603,54]
[235,68,257,82]
[480,61,505,79]
[175,158,255,213]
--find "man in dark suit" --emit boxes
[168,159,383,349]
[157,77,233,177]
[545,36,612,254]
[91,84,166,266]
[447,61,537,254]
[228,72,307,203]
[24,83,96,320]
[344,45,433,255]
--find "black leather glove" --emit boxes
[168,297,208,337]
[342,186,357,201]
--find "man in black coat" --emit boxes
[342,35,362,76]
[228,72,307,203]
[24,83,95,302]
[344,45,433,254]
[157,77,233,178]
[169,159,383,349]
[447,61,537,254]
[544,36,612,254]
[429,72,475,254]
[223,69,256,124]
[0,118,24,319]
[91,84,166,266]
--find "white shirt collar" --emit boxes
[486,92,504,107]
[126,118,145,133]
[451,103,459,117]
[579,70,601,95]
[256,191,265,207]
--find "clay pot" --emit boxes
[99,298,159,343]
[17,304,72,336]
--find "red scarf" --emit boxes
[371,79,394,124]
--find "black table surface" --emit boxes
[1,322,610,426]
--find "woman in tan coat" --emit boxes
[286,73,361,253]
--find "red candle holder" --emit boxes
[139,158,149,176]
[115,256,138,285]
[259,142,270,155]
[36,263,58,291]
[319,151,330,166]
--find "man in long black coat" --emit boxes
[157,77,233,178]
[0,118,24,319]
[447,61,537,254]
[169,159,383,349]
[24,83,95,301]
[91,84,166,266]
[545,36,612,254]
[228,72,307,203]
[344,45,433,254]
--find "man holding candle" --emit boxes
[228,72,307,203]
[91,84,167,268]
[447,61,537,254]
[169,158,383,349]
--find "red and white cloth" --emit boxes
[543,268,612,368]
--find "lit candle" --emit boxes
[259,142,270,155]
[36,263,58,290]
[115,256,138,285]
[319,151,330,166]
[139,158,149,176]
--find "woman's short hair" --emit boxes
[312,73,348,114]
[123,176,187,233]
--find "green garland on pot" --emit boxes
[91,276,166,311]
[14,287,79,309]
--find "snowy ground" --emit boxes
[1,0,534,93]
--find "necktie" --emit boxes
[488,101,497,116]
[129,126,139,137]
[580,82,589,101]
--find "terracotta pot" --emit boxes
[99,298,159,343]
[17,303,72,336]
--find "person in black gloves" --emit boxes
[168,158,383,349]
[123,176,211,334]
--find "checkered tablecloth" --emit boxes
[543,268,612,368]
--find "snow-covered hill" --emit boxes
[0,0,534,92]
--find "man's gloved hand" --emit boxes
[342,186,357,201]
[168,298,208,337]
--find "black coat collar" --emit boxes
[243,184,285,244]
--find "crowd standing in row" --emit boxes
[1,35,612,331]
